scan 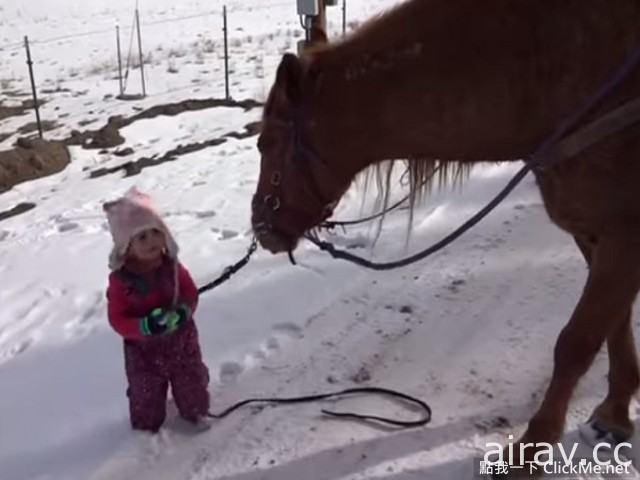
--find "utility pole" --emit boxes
[309,0,326,44]
[297,0,337,53]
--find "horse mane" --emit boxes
[297,0,640,240]
[357,159,473,243]
[301,1,477,238]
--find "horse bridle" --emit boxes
[252,109,339,262]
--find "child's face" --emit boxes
[127,228,166,263]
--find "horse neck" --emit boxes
[303,0,640,175]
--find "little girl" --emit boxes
[104,187,211,432]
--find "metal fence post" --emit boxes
[223,5,230,100]
[135,9,147,97]
[116,25,124,96]
[24,36,43,139]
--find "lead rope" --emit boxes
[206,386,432,428]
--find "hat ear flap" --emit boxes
[103,199,119,212]
[160,223,179,260]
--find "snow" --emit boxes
[1,1,639,479]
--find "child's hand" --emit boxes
[140,305,190,336]
[163,304,190,333]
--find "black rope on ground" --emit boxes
[206,386,432,428]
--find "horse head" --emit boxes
[251,53,352,254]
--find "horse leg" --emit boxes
[574,235,639,441]
[502,234,640,474]
[584,309,639,442]
[573,234,594,265]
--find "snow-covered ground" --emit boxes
[2,1,640,479]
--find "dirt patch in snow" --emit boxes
[89,120,261,179]
[65,97,263,150]
[17,120,60,136]
[0,102,30,122]
[0,138,70,192]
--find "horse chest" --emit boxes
[534,162,640,237]
[534,172,593,235]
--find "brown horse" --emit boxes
[251,0,640,473]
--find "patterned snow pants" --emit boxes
[123,321,210,432]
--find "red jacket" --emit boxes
[107,257,198,340]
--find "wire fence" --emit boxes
[0,0,373,142]
[0,2,300,52]
[0,1,357,93]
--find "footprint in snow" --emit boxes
[143,429,172,462]
[219,361,243,383]
[195,210,217,219]
[1,338,33,361]
[57,221,80,233]
[211,227,239,240]
[249,350,267,362]
[220,229,238,240]
[265,337,280,351]
[65,293,104,336]
[272,322,303,339]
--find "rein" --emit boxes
[303,40,640,270]
[197,236,258,294]
[319,165,444,231]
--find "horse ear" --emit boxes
[276,53,304,104]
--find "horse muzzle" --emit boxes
[252,221,299,254]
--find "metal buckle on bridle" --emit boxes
[263,194,281,211]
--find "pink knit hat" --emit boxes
[103,187,178,271]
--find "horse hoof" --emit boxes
[578,417,632,448]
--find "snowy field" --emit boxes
[2,1,639,479]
